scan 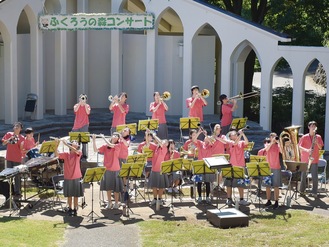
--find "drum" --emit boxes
[40,164,60,186]
[27,148,41,159]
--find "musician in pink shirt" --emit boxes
[92,133,123,209]
[137,132,154,178]
[258,133,282,209]
[118,127,131,191]
[186,85,207,123]
[2,122,24,196]
[298,121,324,197]
[219,94,237,135]
[150,92,168,139]
[109,92,129,133]
[72,94,91,159]
[210,124,227,155]
[147,130,169,206]
[164,139,181,194]
[55,140,83,216]
[224,129,249,206]
[20,127,39,162]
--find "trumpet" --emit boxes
[200,89,210,98]
[108,95,118,102]
[161,91,171,101]
[217,91,259,105]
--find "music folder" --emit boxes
[203,156,231,169]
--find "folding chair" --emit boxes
[51,174,65,211]
[307,158,328,195]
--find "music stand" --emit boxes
[142,147,153,159]
[244,142,255,152]
[69,132,90,143]
[83,167,106,223]
[126,153,148,164]
[138,119,159,131]
[285,161,308,203]
[246,162,271,210]
[221,166,245,209]
[230,117,248,130]
[249,155,267,163]
[161,158,184,214]
[119,163,144,218]
[39,141,58,154]
[179,117,200,130]
[117,123,137,136]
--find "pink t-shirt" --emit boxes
[150,102,167,124]
[266,144,281,169]
[183,139,203,158]
[186,97,206,122]
[164,150,180,161]
[211,136,226,155]
[299,134,324,164]
[111,103,129,127]
[221,104,233,127]
[59,151,82,180]
[118,139,130,159]
[99,144,121,171]
[228,141,247,167]
[198,142,212,160]
[149,143,168,172]
[2,132,24,163]
[73,104,90,130]
[137,141,152,162]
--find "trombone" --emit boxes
[160,91,171,101]
[201,89,210,98]
[217,91,259,105]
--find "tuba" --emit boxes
[201,89,210,98]
[161,91,171,101]
[279,125,301,169]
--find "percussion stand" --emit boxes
[8,177,19,216]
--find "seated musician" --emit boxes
[146,129,169,206]
[196,133,215,204]
[54,139,83,217]
[92,133,123,210]
[20,127,39,162]
[258,134,282,210]
[137,132,153,179]
[224,129,249,206]
[164,139,181,194]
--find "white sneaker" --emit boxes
[113,203,120,209]
[150,199,157,206]
[206,197,211,204]
[105,202,112,209]
[239,199,249,206]
[167,188,173,193]
[173,187,179,193]
[197,197,202,203]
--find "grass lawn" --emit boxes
[138,210,329,247]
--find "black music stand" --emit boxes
[221,166,245,208]
[246,162,271,210]
[192,160,216,205]
[117,123,138,136]
[69,132,90,143]
[161,158,184,214]
[230,117,248,130]
[138,119,159,131]
[83,167,106,223]
[39,141,58,154]
[119,163,144,218]
[285,161,308,203]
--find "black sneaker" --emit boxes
[265,200,272,207]
[68,208,73,216]
[73,209,77,216]
[273,202,279,210]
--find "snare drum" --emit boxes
[27,148,41,159]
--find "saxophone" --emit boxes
[308,127,317,170]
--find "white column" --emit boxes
[145,29,156,116]
[232,61,244,117]
[30,21,44,120]
[220,48,232,95]
[77,0,89,96]
[182,34,193,117]
[325,83,329,150]
[4,28,18,124]
[291,68,305,128]
[259,63,273,131]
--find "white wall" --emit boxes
[0,45,4,120]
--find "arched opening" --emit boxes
[271,57,293,133]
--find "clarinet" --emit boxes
[308,127,317,170]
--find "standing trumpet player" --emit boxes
[72,94,91,160]
[298,121,324,198]
[150,92,168,139]
[109,92,129,134]
[186,85,207,123]
[219,94,238,135]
